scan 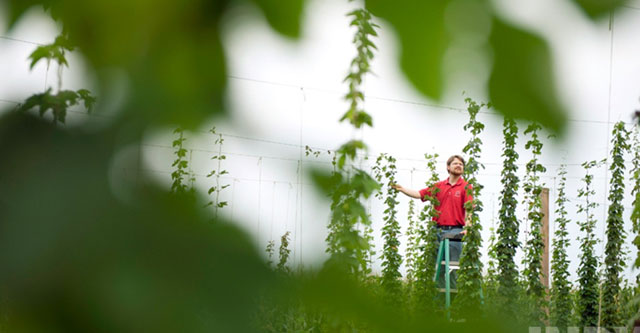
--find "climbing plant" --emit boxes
[405,198,419,285]
[205,126,229,216]
[495,117,521,316]
[601,121,631,329]
[453,97,487,316]
[521,122,547,325]
[170,127,193,196]
[631,125,640,273]
[17,35,95,124]
[412,153,440,312]
[550,164,572,332]
[277,231,292,274]
[373,153,402,305]
[266,240,276,268]
[317,7,380,279]
[576,159,603,328]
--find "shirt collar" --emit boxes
[445,177,464,186]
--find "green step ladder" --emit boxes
[433,232,464,319]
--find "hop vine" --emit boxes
[495,117,521,316]
[18,35,95,123]
[576,159,603,328]
[412,153,440,311]
[453,97,487,316]
[521,122,547,325]
[601,121,631,328]
[320,7,380,279]
[550,164,572,331]
[205,126,229,216]
[373,153,402,306]
[631,126,640,272]
[170,127,193,196]
[277,231,292,274]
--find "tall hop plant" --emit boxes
[321,8,380,278]
[405,198,419,285]
[495,118,521,315]
[550,164,572,332]
[521,122,547,325]
[631,126,640,273]
[577,159,603,328]
[373,153,402,305]
[453,97,487,315]
[412,153,441,311]
[601,121,631,328]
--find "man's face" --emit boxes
[447,159,464,176]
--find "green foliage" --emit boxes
[453,97,487,316]
[319,7,380,279]
[577,159,604,328]
[6,0,307,129]
[410,153,441,313]
[483,225,500,307]
[405,199,419,284]
[570,0,629,19]
[28,35,74,69]
[373,153,402,306]
[630,126,640,271]
[601,121,631,328]
[266,240,276,268]
[277,231,292,274]
[521,122,547,325]
[341,8,378,130]
[550,164,572,331]
[17,88,96,124]
[495,117,521,316]
[205,127,229,214]
[170,127,193,196]
[489,20,566,133]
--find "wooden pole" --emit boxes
[540,187,550,288]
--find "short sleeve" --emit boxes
[419,188,431,202]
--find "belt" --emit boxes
[437,225,463,230]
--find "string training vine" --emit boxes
[18,35,96,124]
[549,164,572,331]
[278,231,292,274]
[601,121,631,328]
[495,117,521,317]
[631,125,640,273]
[318,7,380,279]
[206,126,229,216]
[521,122,547,325]
[412,152,440,312]
[373,153,402,305]
[453,97,487,316]
[577,159,604,328]
[170,127,194,196]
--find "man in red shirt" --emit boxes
[392,155,473,229]
[392,155,473,288]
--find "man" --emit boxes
[392,155,473,288]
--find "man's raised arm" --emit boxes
[391,184,422,199]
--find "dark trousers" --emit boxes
[435,227,463,289]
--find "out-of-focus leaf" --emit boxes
[248,0,306,38]
[0,112,273,332]
[570,0,628,19]
[488,17,567,133]
[365,0,452,99]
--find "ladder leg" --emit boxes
[433,240,444,282]
[445,238,451,317]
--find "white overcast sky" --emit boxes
[2,0,640,283]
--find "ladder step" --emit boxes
[438,288,458,293]
[441,261,459,266]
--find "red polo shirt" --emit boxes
[419,177,472,227]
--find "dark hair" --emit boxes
[447,155,465,167]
